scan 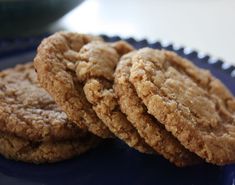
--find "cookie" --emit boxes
[0,63,86,142]
[130,48,235,165]
[34,32,112,138]
[0,132,99,164]
[114,52,201,166]
[78,40,153,153]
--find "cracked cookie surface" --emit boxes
[34,32,112,138]
[114,52,201,166]
[0,132,99,164]
[130,48,235,165]
[79,41,152,153]
[0,63,86,142]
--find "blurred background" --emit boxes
[1,0,235,65]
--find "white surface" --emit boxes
[53,0,235,65]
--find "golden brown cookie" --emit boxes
[130,48,235,165]
[0,132,99,164]
[78,40,152,153]
[0,63,86,142]
[114,52,201,166]
[34,32,112,138]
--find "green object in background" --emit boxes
[0,0,84,37]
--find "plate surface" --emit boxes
[0,35,234,185]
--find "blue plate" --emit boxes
[0,35,234,185]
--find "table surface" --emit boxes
[51,0,235,66]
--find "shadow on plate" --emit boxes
[0,139,222,185]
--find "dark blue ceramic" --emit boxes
[0,0,84,36]
[0,35,234,185]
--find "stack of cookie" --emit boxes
[33,31,235,166]
[1,32,234,167]
[0,63,100,163]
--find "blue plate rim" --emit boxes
[0,33,234,79]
